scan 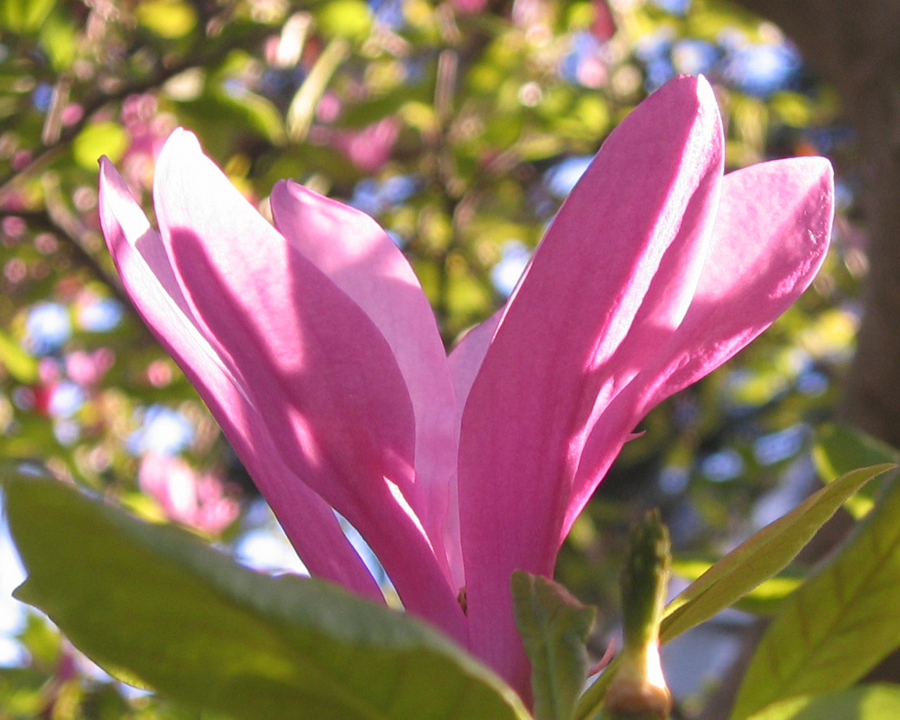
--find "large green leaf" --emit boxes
[2,471,532,720]
[731,477,900,720]
[660,464,892,643]
[813,424,899,518]
[511,572,595,720]
[744,685,900,720]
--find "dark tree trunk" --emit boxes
[698,1,900,716]
[732,0,900,446]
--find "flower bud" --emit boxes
[604,510,673,720]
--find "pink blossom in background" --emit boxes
[138,453,240,535]
[451,0,490,13]
[591,0,616,41]
[27,358,60,417]
[315,92,342,124]
[311,116,401,174]
[146,359,174,388]
[333,117,400,173]
[98,75,834,705]
[311,89,398,173]
[41,645,79,718]
[60,103,84,127]
[64,348,114,386]
[11,150,32,172]
[119,94,176,191]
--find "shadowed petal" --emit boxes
[435,310,504,583]
[457,75,724,694]
[568,157,835,529]
[448,311,502,420]
[98,158,384,601]
[270,181,460,585]
[108,133,466,642]
[639,157,834,409]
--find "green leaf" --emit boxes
[39,8,78,70]
[511,572,595,720]
[286,37,349,142]
[769,92,814,129]
[0,0,55,33]
[136,0,198,38]
[813,423,899,518]
[572,656,619,720]
[315,0,372,40]
[17,612,62,670]
[744,685,900,720]
[175,90,286,150]
[0,666,48,717]
[731,477,900,720]
[671,557,805,616]
[660,464,892,643]
[0,327,37,384]
[73,122,129,170]
[2,471,532,720]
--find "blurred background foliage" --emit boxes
[0,0,864,717]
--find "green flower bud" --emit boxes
[604,510,673,720]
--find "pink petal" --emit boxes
[98,158,383,600]
[568,157,834,527]
[642,157,833,407]
[270,181,460,586]
[151,131,465,640]
[448,311,502,420]
[437,310,504,582]
[457,75,724,693]
[154,133,464,639]
[104,137,466,642]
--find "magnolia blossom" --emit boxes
[98,75,833,703]
[138,453,240,535]
[451,0,489,13]
[311,116,401,173]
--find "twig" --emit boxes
[0,22,272,202]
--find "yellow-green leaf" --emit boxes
[671,557,804,616]
[745,685,900,720]
[315,0,372,40]
[1,0,55,33]
[136,0,197,39]
[731,478,900,720]
[73,122,129,170]
[813,423,899,518]
[0,328,37,384]
[661,464,892,643]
